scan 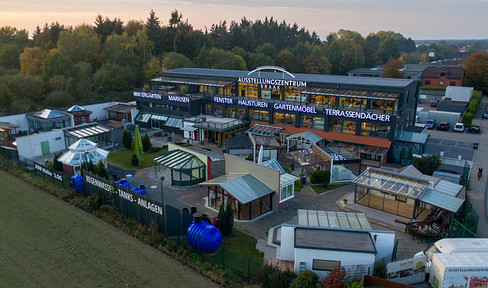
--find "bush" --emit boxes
[310,169,331,184]
[153,131,162,137]
[122,129,132,149]
[256,265,296,288]
[320,266,347,288]
[131,154,139,166]
[413,155,441,175]
[53,152,63,172]
[44,91,73,108]
[217,201,234,236]
[142,133,152,152]
[292,270,319,288]
[374,260,387,278]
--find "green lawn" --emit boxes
[107,148,167,169]
[311,183,349,194]
[221,230,264,263]
[0,170,217,288]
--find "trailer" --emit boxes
[430,253,488,288]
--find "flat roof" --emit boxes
[104,103,134,113]
[294,227,377,254]
[64,123,111,139]
[354,167,429,199]
[162,68,416,88]
[419,189,464,213]
[298,209,372,230]
[200,174,274,204]
[395,131,429,144]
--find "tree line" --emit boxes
[0,10,486,115]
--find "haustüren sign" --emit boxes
[133,91,162,100]
[324,108,391,122]
[168,95,190,103]
[34,162,63,182]
[238,77,307,90]
[84,174,164,216]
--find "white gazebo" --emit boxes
[58,138,109,176]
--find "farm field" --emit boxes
[0,170,217,288]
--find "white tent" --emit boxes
[58,138,109,169]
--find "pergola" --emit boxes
[290,143,332,172]
[247,124,282,137]
[287,131,324,153]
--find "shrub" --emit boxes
[374,260,387,279]
[292,270,319,288]
[131,154,139,166]
[142,133,152,152]
[122,129,132,149]
[96,161,110,180]
[153,131,162,137]
[217,201,234,237]
[53,152,63,172]
[257,265,296,288]
[413,155,441,175]
[310,169,331,184]
[320,266,347,288]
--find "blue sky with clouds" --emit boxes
[1,0,487,40]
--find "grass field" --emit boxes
[0,170,217,288]
[311,183,349,194]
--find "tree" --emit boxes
[413,155,441,176]
[291,270,319,288]
[41,51,77,80]
[87,159,95,173]
[0,44,22,70]
[93,63,137,93]
[94,15,124,42]
[57,25,101,67]
[277,49,295,71]
[145,57,162,80]
[10,97,35,113]
[382,59,405,78]
[125,20,144,36]
[218,201,234,236]
[162,52,195,70]
[463,52,488,95]
[122,129,132,149]
[142,133,152,152]
[378,35,400,64]
[319,266,347,288]
[20,47,47,76]
[44,91,73,108]
[96,161,110,180]
[327,38,365,75]
[53,152,63,172]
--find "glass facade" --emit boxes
[274,112,296,125]
[250,109,270,121]
[329,120,356,134]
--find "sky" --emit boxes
[1,0,487,40]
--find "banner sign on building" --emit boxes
[133,91,162,100]
[325,108,391,122]
[85,174,164,216]
[34,162,63,182]
[386,256,426,285]
[168,95,190,103]
[238,77,307,89]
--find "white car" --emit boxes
[453,123,465,132]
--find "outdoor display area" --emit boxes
[154,149,206,186]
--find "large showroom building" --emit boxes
[134,67,420,164]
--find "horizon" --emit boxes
[1,0,488,41]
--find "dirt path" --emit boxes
[0,170,218,288]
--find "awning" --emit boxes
[154,150,205,170]
[181,126,198,132]
[65,124,111,138]
[287,131,323,143]
[153,77,234,87]
[247,124,283,137]
[419,189,464,213]
[165,117,183,128]
[395,131,429,144]
[141,113,152,123]
[199,174,274,204]
[151,115,168,121]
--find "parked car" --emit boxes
[484,111,488,119]
[437,122,451,131]
[430,100,438,107]
[425,119,436,129]
[453,123,465,132]
[468,125,481,133]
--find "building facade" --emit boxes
[135,67,420,158]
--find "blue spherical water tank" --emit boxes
[186,221,222,253]
[70,174,84,192]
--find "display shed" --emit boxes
[154,149,206,186]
